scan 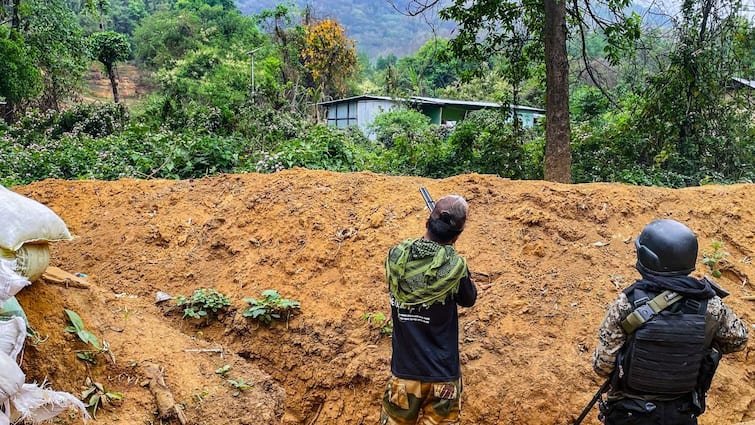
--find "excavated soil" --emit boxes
[9,169,755,425]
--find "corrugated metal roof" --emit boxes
[317,95,396,105]
[732,77,755,89]
[409,96,501,108]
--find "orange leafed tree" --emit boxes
[302,19,358,100]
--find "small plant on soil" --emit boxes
[215,364,231,377]
[81,377,123,418]
[228,378,253,396]
[242,289,300,325]
[176,288,231,320]
[65,309,113,364]
[362,312,392,336]
[703,240,729,278]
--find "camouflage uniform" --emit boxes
[593,292,749,378]
[592,285,748,424]
[380,377,462,425]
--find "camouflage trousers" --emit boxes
[380,376,462,425]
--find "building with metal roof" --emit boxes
[317,95,545,138]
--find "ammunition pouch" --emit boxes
[693,348,722,415]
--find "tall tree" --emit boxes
[390,0,640,183]
[0,28,42,121]
[543,0,570,182]
[1,0,88,117]
[301,18,358,100]
[87,30,131,103]
[630,0,753,184]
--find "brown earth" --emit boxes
[9,169,755,425]
[81,62,149,106]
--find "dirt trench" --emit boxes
[10,170,755,424]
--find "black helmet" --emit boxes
[635,219,698,276]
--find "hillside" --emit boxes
[9,170,755,424]
[236,0,455,58]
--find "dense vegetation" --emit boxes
[236,0,457,58]
[0,0,753,188]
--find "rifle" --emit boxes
[702,276,729,299]
[419,187,435,211]
[574,378,611,425]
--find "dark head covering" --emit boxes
[430,195,467,233]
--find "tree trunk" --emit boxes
[11,0,20,30]
[106,63,120,103]
[543,0,572,183]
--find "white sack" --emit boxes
[0,352,90,424]
[13,382,91,423]
[0,317,26,361]
[0,258,30,304]
[0,352,24,403]
[0,186,72,252]
[12,244,50,282]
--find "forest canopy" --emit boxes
[0,0,753,188]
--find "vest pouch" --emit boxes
[623,312,706,395]
[697,348,722,395]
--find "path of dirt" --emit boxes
[81,62,150,106]
[10,170,755,424]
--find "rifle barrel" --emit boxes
[574,378,611,425]
[419,187,435,211]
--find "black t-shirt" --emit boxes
[389,271,477,381]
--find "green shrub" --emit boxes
[255,124,371,173]
[369,107,431,148]
[176,288,231,320]
[242,290,300,325]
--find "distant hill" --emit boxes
[235,0,455,59]
[235,1,684,60]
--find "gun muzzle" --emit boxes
[419,187,435,211]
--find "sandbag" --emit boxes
[0,317,26,361]
[0,259,29,304]
[0,186,72,252]
[0,352,90,424]
[1,244,50,283]
[0,352,24,406]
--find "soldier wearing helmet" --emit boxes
[592,219,748,425]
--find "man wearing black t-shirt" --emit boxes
[380,194,478,425]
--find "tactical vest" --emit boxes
[617,288,709,396]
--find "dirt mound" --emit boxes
[10,169,755,424]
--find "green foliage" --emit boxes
[259,124,370,172]
[570,86,611,122]
[0,111,263,186]
[65,308,102,351]
[81,377,123,419]
[369,107,431,148]
[702,241,730,278]
[176,288,231,320]
[227,378,252,391]
[87,30,131,67]
[242,289,300,325]
[65,308,113,365]
[215,364,231,377]
[133,10,201,68]
[0,0,88,116]
[0,28,42,105]
[444,109,542,179]
[362,312,392,336]
[571,82,755,187]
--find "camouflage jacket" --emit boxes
[592,291,749,378]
